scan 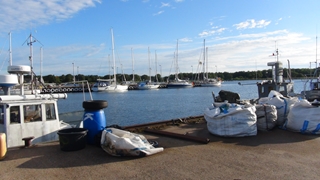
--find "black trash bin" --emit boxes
[57,128,88,151]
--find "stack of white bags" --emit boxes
[204,90,320,137]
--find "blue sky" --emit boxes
[0,0,319,77]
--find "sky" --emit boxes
[0,0,319,77]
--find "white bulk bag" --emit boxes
[255,104,277,131]
[258,91,298,126]
[204,104,257,137]
[101,128,164,156]
[285,100,320,134]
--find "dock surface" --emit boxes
[1,120,320,179]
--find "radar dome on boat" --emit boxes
[7,65,31,74]
[0,74,18,87]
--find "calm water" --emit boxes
[57,79,307,127]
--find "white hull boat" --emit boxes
[167,78,193,88]
[137,81,160,90]
[92,29,128,92]
[167,40,193,88]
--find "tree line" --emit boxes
[29,68,315,85]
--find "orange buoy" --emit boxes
[0,133,7,160]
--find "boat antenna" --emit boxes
[22,33,43,91]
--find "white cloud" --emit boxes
[179,38,192,42]
[233,19,271,30]
[160,2,170,8]
[174,0,184,2]
[199,28,226,37]
[275,17,283,25]
[0,0,101,33]
[153,11,164,16]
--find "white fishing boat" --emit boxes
[199,39,222,87]
[92,29,128,92]
[0,65,73,148]
[167,40,193,88]
[137,47,159,90]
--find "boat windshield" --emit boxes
[23,104,42,123]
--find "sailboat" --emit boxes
[167,39,193,88]
[200,39,221,87]
[137,47,160,90]
[92,29,128,92]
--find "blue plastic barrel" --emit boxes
[82,100,108,145]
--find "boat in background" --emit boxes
[137,47,159,90]
[92,29,128,92]
[256,60,294,98]
[200,78,222,87]
[167,40,193,88]
[199,39,222,87]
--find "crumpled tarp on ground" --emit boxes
[100,128,164,156]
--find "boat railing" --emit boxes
[59,80,93,101]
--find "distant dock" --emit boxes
[40,83,168,93]
[41,87,91,93]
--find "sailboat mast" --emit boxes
[9,32,12,66]
[203,39,206,80]
[316,36,318,70]
[148,47,151,82]
[206,47,208,79]
[111,28,116,83]
[131,48,134,82]
[155,50,159,82]
[40,47,43,83]
[175,39,179,80]
[108,54,111,80]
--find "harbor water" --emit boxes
[57,79,307,127]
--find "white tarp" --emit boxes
[255,104,277,131]
[101,128,164,156]
[285,99,320,134]
[204,104,257,137]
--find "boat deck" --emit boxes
[1,118,320,179]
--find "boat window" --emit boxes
[0,106,4,124]
[10,106,21,124]
[45,103,56,120]
[24,104,42,123]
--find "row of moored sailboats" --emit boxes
[92,31,221,92]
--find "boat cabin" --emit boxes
[0,96,66,148]
[0,65,69,148]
